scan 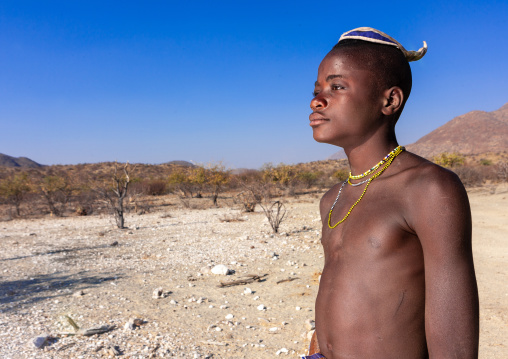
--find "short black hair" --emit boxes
[332,39,412,106]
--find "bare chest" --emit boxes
[321,183,414,260]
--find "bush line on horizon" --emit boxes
[0,154,507,220]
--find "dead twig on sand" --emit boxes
[59,325,116,337]
[218,274,268,288]
[58,315,116,336]
[276,277,300,284]
[201,340,228,346]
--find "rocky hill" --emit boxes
[406,103,508,158]
[0,153,43,168]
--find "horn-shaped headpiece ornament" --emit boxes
[338,27,427,62]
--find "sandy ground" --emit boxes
[0,187,506,358]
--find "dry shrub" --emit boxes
[260,200,288,233]
[236,190,260,212]
[497,161,508,182]
[297,171,322,189]
[333,169,348,182]
[147,180,167,196]
[432,152,465,168]
[452,166,484,187]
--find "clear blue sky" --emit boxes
[1,0,507,169]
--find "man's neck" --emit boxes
[344,138,399,177]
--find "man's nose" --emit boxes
[310,94,327,110]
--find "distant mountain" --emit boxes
[162,160,195,167]
[406,103,508,158]
[327,148,347,160]
[327,102,508,160]
[0,153,43,168]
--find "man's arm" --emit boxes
[407,166,479,358]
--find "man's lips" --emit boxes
[309,113,329,127]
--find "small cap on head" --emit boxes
[338,27,427,62]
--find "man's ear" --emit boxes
[381,86,404,116]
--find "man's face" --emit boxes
[309,49,385,148]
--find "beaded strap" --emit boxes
[328,147,404,229]
[349,146,404,180]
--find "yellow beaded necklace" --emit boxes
[349,145,404,180]
[328,147,404,229]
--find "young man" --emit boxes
[306,28,479,358]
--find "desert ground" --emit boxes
[0,185,506,358]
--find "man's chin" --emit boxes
[312,132,335,145]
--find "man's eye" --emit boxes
[332,84,344,90]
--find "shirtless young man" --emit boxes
[305,28,479,359]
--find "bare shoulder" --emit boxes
[397,151,471,238]
[399,151,464,191]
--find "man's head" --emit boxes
[331,39,412,111]
[309,28,426,147]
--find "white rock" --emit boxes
[257,304,266,311]
[244,287,252,294]
[215,327,222,332]
[276,348,289,355]
[152,287,164,299]
[211,264,231,275]
[295,306,301,311]
[170,299,177,305]
[269,327,278,332]
[305,319,316,331]
[225,314,234,320]
[32,335,49,348]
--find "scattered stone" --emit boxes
[124,318,143,330]
[269,327,278,332]
[257,304,266,311]
[110,241,119,246]
[295,306,301,311]
[244,287,253,294]
[225,314,234,320]
[108,345,120,356]
[33,334,50,348]
[152,287,164,299]
[170,299,177,305]
[276,347,289,355]
[305,319,316,331]
[211,264,231,275]
[72,290,85,297]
